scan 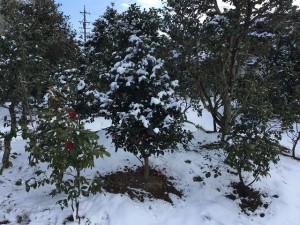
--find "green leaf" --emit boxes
[35,170,43,176]
[25,185,30,192]
[205,172,211,178]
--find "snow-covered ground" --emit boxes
[0,109,300,225]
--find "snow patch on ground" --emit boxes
[0,109,300,225]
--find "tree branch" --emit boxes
[214,0,221,14]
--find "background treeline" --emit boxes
[0,0,299,221]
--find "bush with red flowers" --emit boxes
[102,6,192,181]
[25,84,109,220]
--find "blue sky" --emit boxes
[56,0,300,38]
[55,0,162,36]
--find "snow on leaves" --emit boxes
[97,4,191,160]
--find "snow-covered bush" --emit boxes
[86,4,190,179]
[99,5,192,181]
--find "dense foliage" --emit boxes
[25,69,109,220]
[0,1,300,220]
[87,5,192,180]
[0,0,77,170]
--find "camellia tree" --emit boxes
[163,0,297,136]
[25,69,109,222]
[0,0,77,171]
[264,7,300,159]
[98,5,192,181]
[224,75,282,187]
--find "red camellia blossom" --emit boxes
[120,92,127,97]
[153,170,161,176]
[65,141,74,150]
[127,137,134,142]
[68,111,78,118]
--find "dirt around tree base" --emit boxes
[226,182,266,215]
[99,167,182,204]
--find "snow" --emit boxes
[163,115,174,127]
[129,34,142,43]
[207,15,229,26]
[138,75,147,82]
[77,80,86,91]
[153,128,160,133]
[110,82,119,90]
[139,115,150,128]
[0,109,300,225]
[150,97,161,105]
[248,32,275,38]
[115,62,134,75]
[171,80,179,87]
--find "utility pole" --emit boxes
[80,5,90,42]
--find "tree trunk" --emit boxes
[75,168,81,221]
[36,86,42,104]
[143,156,149,182]
[221,94,232,138]
[2,136,12,169]
[237,166,245,187]
[213,94,218,132]
[292,131,300,159]
[1,101,17,170]
[213,119,217,132]
[220,35,242,138]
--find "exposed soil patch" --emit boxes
[226,182,264,214]
[99,167,182,204]
[200,142,222,150]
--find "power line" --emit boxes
[80,5,90,42]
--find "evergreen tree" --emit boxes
[163,0,298,186]
[0,0,77,171]
[224,72,282,187]
[85,4,162,93]
[94,5,191,181]
[264,7,300,158]
[163,0,296,136]
[25,69,109,221]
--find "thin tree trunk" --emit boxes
[220,35,242,138]
[213,94,218,132]
[292,131,300,159]
[221,94,232,137]
[2,136,12,170]
[213,119,217,132]
[75,168,81,221]
[1,101,17,170]
[143,156,149,182]
[237,166,245,187]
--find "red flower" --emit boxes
[153,170,161,176]
[127,137,134,142]
[68,111,78,118]
[120,92,127,97]
[65,141,74,150]
[112,132,117,139]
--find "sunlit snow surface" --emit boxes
[0,108,300,225]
